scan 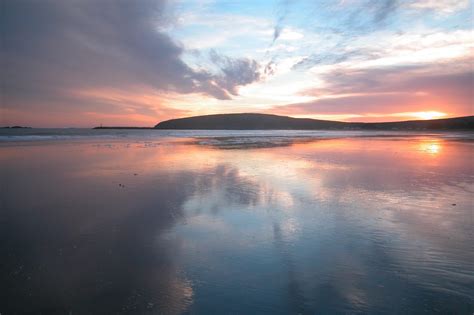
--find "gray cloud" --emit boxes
[312,63,473,97]
[264,60,277,77]
[350,0,400,30]
[293,47,383,69]
[271,0,292,44]
[209,50,261,98]
[1,0,261,114]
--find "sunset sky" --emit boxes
[2,0,473,127]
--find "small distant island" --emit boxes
[1,126,32,129]
[94,113,474,131]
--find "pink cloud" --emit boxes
[270,61,473,121]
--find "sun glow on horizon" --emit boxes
[411,111,447,120]
[287,111,451,123]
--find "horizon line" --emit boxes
[3,113,473,129]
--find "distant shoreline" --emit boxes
[94,113,474,131]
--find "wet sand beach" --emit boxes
[1,130,473,314]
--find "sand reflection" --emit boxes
[419,141,441,155]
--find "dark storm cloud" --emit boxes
[1,0,261,110]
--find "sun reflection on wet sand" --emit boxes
[418,140,442,155]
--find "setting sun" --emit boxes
[412,111,447,120]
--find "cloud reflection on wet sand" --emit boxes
[1,135,473,313]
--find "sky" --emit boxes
[1,0,473,127]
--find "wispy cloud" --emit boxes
[408,0,470,14]
[271,0,292,44]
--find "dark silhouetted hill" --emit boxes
[154,113,474,130]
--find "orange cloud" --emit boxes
[1,87,193,127]
[269,61,473,122]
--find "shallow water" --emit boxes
[1,131,473,314]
